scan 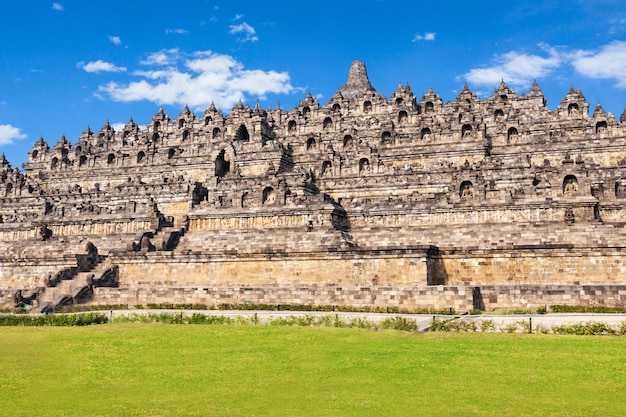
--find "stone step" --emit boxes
[36,258,114,312]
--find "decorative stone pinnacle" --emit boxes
[337,60,376,100]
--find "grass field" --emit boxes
[1,324,625,417]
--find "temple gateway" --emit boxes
[2,61,626,312]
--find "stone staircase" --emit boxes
[36,252,117,313]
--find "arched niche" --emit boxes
[137,151,145,163]
[153,121,160,131]
[420,127,431,140]
[204,116,212,126]
[212,127,221,139]
[234,124,250,142]
[462,124,473,137]
[302,106,310,117]
[215,149,230,178]
[398,110,408,125]
[306,137,317,151]
[424,101,434,113]
[288,120,297,134]
[507,127,519,142]
[381,131,392,145]
[182,130,190,141]
[459,181,474,199]
[568,103,580,116]
[332,103,341,113]
[563,175,578,195]
[363,101,372,114]
[167,148,176,159]
[494,109,504,122]
[32,150,39,159]
[79,155,87,167]
[178,119,185,129]
[395,97,404,106]
[359,157,370,173]
[343,135,354,149]
[596,121,608,134]
[615,179,626,198]
[323,117,333,130]
[107,153,115,165]
[262,187,276,205]
[51,157,59,169]
[321,160,332,176]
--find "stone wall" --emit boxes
[91,284,626,312]
[441,248,626,286]
[475,285,626,310]
[92,285,475,312]
[114,250,431,288]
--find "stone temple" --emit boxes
[2,60,626,312]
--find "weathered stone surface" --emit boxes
[2,60,626,311]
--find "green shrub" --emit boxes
[549,305,626,314]
[0,313,108,326]
[501,323,519,333]
[380,316,418,331]
[551,321,617,335]
[516,319,532,333]
[478,319,496,332]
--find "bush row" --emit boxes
[0,312,108,326]
[138,302,457,315]
[112,312,421,331]
[430,317,626,335]
[549,305,626,314]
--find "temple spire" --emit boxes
[336,60,376,99]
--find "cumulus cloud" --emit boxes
[109,35,122,46]
[80,60,127,73]
[97,50,295,110]
[229,22,258,42]
[51,3,63,11]
[461,45,562,87]
[412,32,436,42]
[140,49,179,66]
[462,41,626,90]
[570,41,626,88]
[0,124,27,146]
[166,28,189,35]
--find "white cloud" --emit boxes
[166,28,189,35]
[0,124,27,146]
[462,41,626,90]
[412,32,436,42]
[570,41,626,88]
[80,60,127,73]
[97,50,295,110]
[140,49,180,66]
[51,3,63,11]
[461,46,562,87]
[109,35,122,46]
[232,14,244,20]
[229,22,258,42]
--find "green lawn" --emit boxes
[1,324,625,417]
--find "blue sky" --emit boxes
[2,1,626,166]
